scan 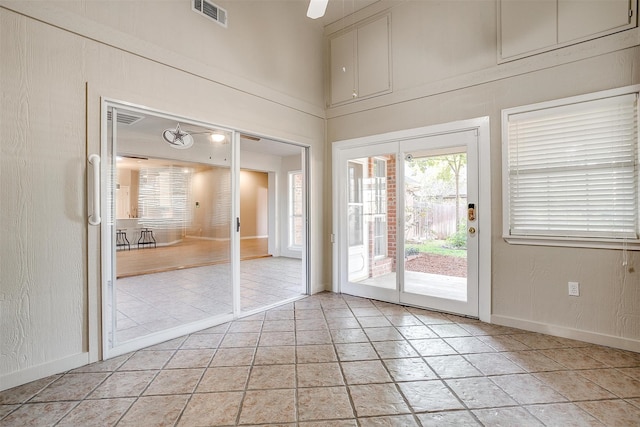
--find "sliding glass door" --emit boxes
[101,101,309,358]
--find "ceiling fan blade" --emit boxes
[307,0,328,19]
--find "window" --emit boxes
[288,171,304,249]
[502,85,639,249]
[138,166,192,229]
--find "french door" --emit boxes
[334,128,480,317]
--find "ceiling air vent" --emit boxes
[106,110,144,125]
[193,0,228,28]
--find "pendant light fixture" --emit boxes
[307,0,328,19]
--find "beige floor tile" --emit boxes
[364,327,405,341]
[445,377,517,409]
[326,317,361,329]
[0,402,78,426]
[0,405,18,420]
[372,341,419,359]
[265,310,295,321]
[429,324,471,338]
[297,345,337,363]
[357,316,393,328]
[341,360,392,384]
[165,349,215,369]
[358,414,419,426]
[473,407,544,426]
[398,380,464,412]
[322,308,355,318]
[295,308,324,319]
[262,319,295,332]
[259,331,295,346]
[145,336,187,351]
[351,307,383,317]
[299,420,358,426]
[335,343,379,361]
[71,354,130,373]
[444,337,496,354]
[476,334,531,351]
[581,346,640,367]
[177,392,243,426]
[331,328,369,343]
[396,325,437,340]
[220,332,260,347]
[349,383,410,417]
[578,368,640,398]
[196,366,250,392]
[619,367,640,381]
[417,410,481,426]
[238,389,296,424]
[57,398,134,426]
[409,338,457,356]
[525,402,604,426]
[424,355,482,379]
[254,345,296,365]
[119,350,175,370]
[89,371,157,398]
[117,395,188,427]
[180,333,224,349]
[0,375,61,405]
[30,373,109,402]
[248,364,296,389]
[383,358,437,382]
[534,371,616,400]
[296,329,332,345]
[210,347,255,366]
[503,350,565,372]
[539,348,608,369]
[385,315,423,327]
[490,373,568,405]
[296,318,329,331]
[297,363,345,387]
[511,333,567,350]
[143,368,204,395]
[228,320,263,333]
[297,386,354,421]
[464,352,526,375]
[578,399,640,426]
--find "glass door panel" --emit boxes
[340,143,399,302]
[104,104,234,356]
[238,136,308,314]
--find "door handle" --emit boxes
[468,227,476,235]
[236,217,241,232]
[88,154,101,225]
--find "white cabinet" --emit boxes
[330,14,391,106]
[499,0,636,61]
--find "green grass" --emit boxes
[406,240,467,258]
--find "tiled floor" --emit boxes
[111,257,304,343]
[2,292,640,426]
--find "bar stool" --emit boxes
[138,228,157,249]
[116,229,130,251]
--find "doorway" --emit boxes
[100,100,309,357]
[333,119,491,319]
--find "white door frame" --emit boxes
[332,117,491,322]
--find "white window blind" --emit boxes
[505,91,639,242]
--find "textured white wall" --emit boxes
[326,1,640,349]
[0,1,326,390]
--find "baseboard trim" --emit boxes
[0,352,90,392]
[491,315,640,353]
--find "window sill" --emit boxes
[503,235,640,251]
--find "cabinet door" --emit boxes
[500,0,557,58]
[357,15,391,99]
[559,0,631,42]
[331,31,357,105]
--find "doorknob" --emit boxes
[468,227,476,235]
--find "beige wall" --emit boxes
[240,170,269,238]
[326,1,640,349]
[0,1,325,390]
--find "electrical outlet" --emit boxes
[568,281,580,296]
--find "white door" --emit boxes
[347,161,369,282]
[335,126,483,318]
